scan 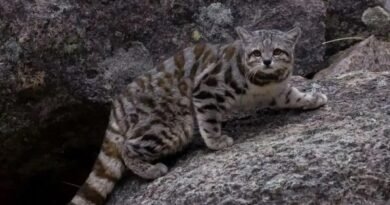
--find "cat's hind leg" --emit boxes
[120,140,168,179]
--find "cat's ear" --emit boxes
[286,26,301,44]
[235,27,252,43]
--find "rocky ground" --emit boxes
[0,0,389,205]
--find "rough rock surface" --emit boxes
[107,40,390,204]
[1,0,326,103]
[386,0,390,11]
[65,42,153,103]
[196,3,234,43]
[362,6,390,26]
[315,36,390,79]
[362,6,390,38]
[324,0,382,56]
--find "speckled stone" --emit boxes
[315,36,390,79]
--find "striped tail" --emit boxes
[69,131,125,205]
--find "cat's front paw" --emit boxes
[303,92,328,110]
[205,135,234,150]
[142,163,168,179]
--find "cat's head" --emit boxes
[236,26,301,75]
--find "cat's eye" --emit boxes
[273,49,284,56]
[250,50,262,57]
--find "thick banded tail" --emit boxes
[69,126,126,205]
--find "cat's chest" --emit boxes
[233,83,285,110]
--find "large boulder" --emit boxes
[1,1,326,103]
[107,37,390,204]
[314,36,390,79]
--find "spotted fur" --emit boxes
[69,26,327,205]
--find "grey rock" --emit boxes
[362,6,390,37]
[1,38,22,63]
[196,3,235,43]
[0,62,16,117]
[98,42,154,93]
[107,40,390,205]
[314,36,390,79]
[362,6,390,26]
[64,42,153,103]
[0,0,326,107]
[385,0,390,11]
[324,0,382,56]
[198,3,233,28]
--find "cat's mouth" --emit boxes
[255,65,278,73]
[247,63,278,73]
[263,65,273,70]
[247,66,289,80]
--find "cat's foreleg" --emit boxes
[193,97,233,150]
[275,86,327,110]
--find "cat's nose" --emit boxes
[263,60,272,66]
